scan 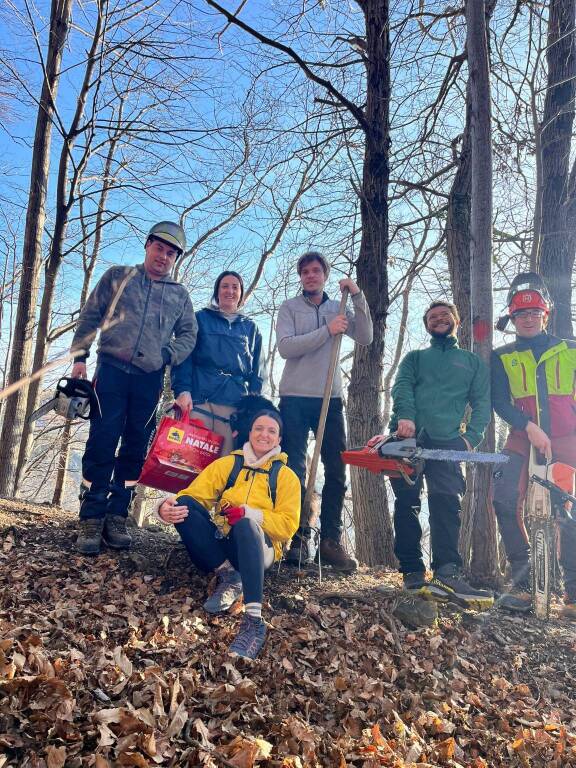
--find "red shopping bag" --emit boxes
[138,412,223,493]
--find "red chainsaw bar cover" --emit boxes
[341,446,417,478]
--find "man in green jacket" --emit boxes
[370,301,493,609]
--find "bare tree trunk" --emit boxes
[0,0,72,496]
[539,0,576,338]
[14,0,107,491]
[52,419,71,506]
[466,0,497,579]
[347,0,395,566]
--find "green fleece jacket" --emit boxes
[389,335,491,447]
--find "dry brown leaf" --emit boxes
[45,746,66,768]
[165,700,188,739]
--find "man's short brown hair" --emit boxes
[423,300,460,327]
[296,251,330,277]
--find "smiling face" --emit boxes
[249,415,281,458]
[299,260,327,296]
[425,305,458,337]
[511,309,548,338]
[217,275,243,312]
[143,237,178,279]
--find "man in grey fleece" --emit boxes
[70,221,197,555]
[277,251,373,571]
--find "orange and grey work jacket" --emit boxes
[491,334,576,457]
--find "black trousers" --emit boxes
[80,362,162,518]
[279,396,347,540]
[175,497,274,605]
[390,436,467,574]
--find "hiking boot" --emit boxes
[203,568,243,614]
[499,581,532,613]
[402,571,427,593]
[316,537,358,573]
[103,515,132,550]
[228,614,267,659]
[284,534,312,566]
[76,518,104,555]
[423,563,494,611]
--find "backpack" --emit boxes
[223,454,282,505]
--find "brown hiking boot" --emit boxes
[76,518,104,555]
[103,515,132,550]
[317,537,358,573]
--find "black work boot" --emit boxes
[103,515,132,549]
[285,529,312,565]
[76,518,105,555]
[102,483,134,550]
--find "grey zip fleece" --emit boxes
[71,264,197,373]
[276,291,373,397]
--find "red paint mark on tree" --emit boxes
[473,320,490,342]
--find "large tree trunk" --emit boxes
[446,100,472,351]
[466,0,497,579]
[539,0,576,338]
[347,0,395,566]
[0,0,72,496]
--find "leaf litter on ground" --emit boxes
[0,499,575,766]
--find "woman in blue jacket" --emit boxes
[173,271,265,454]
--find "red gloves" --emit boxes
[223,505,245,526]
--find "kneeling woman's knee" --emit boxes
[232,516,263,542]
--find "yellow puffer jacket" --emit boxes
[176,450,301,561]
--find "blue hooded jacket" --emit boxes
[172,307,265,406]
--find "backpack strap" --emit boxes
[268,461,282,506]
[224,454,245,493]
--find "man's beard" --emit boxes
[428,323,455,338]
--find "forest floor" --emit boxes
[0,498,576,767]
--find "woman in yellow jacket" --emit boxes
[158,409,300,659]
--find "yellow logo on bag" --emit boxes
[167,428,184,444]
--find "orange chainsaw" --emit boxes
[342,436,508,485]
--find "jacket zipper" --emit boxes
[130,280,152,365]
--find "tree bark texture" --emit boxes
[539,0,576,338]
[0,0,72,496]
[446,95,472,351]
[347,0,395,566]
[466,0,498,578]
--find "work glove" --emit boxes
[222,505,245,526]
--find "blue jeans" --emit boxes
[176,497,274,604]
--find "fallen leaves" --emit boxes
[1,500,576,767]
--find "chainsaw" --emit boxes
[342,436,509,485]
[29,377,99,424]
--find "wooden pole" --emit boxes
[302,288,349,522]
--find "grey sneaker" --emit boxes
[228,615,267,659]
[423,564,494,611]
[402,571,427,593]
[76,518,104,555]
[203,569,243,614]
[103,515,132,550]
